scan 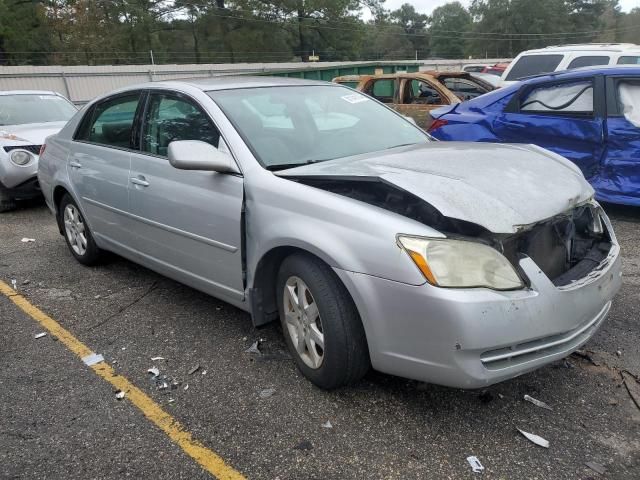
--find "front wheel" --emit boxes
[59,194,103,265]
[277,253,370,389]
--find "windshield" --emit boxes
[0,94,77,126]
[505,54,563,81]
[208,85,429,169]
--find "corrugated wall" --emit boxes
[0,59,509,104]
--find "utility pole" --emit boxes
[149,50,155,65]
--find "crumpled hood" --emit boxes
[0,121,67,146]
[278,142,594,234]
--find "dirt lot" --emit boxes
[1,201,639,480]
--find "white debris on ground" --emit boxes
[517,428,550,448]
[82,353,104,366]
[466,455,484,473]
[34,332,47,339]
[524,394,553,411]
[115,390,125,400]
[20,238,35,243]
[322,421,333,429]
[147,367,160,377]
[245,340,261,355]
[259,388,276,399]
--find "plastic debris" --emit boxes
[22,279,30,285]
[94,294,101,299]
[184,384,189,391]
[585,461,606,475]
[245,340,261,355]
[259,388,276,398]
[150,356,165,361]
[34,332,47,339]
[201,370,207,376]
[168,398,175,404]
[524,394,553,411]
[517,428,549,448]
[21,238,35,243]
[147,367,160,377]
[322,421,333,429]
[11,279,17,290]
[188,364,200,375]
[621,370,640,410]
[115,390,125,400]
[616,350,622,357]
[158,381,169,390]
[466,456,484,473]
[82,353,104,366]
[293,440,313,451]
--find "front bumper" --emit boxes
[335,244,622,389]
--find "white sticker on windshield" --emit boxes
[341,94,368,104]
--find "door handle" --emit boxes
[69,161,82,168]
[130,176,150,187]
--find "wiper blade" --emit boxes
[266,159,324,171]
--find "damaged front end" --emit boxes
[288,175,614,289]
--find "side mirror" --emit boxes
[168,140,239,173]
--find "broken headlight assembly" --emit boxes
[397,235,524,290]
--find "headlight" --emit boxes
[10,150,33,166]
[398,235,523,290]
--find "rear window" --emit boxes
[505,55,563,81]
[567,56,610,69]
[520,81,593,115]
[618,56,640,65]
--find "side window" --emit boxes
[78,94,140,149]
[567,56,610,69]
[142,93,220,156]
[368,79,395,103]
[405,80,444,105]
[443,78,487,100]
[618,56,640,65]
[617,81,640,128]
[520,81,593,115]
[505,55,563,81]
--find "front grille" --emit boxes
[481,301,611,370]
[4,145,42,155]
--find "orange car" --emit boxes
[333,72,493,128]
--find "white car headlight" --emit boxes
[10,149,33,166]
[398,235,524,290]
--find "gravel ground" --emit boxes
[1,200,639,479]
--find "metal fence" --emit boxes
[0,59,509,104]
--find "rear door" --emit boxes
[492,76,606,180]
[128,90,245,301]
[69,91,143,246]
[601,76,640,204]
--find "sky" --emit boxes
[378,0,637,15]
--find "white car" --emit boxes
[0,90,77,211]
[501,43,640,86]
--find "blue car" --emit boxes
[429,67,640,206]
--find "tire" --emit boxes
[277,253,370,389]
[0,186,16,212]
[58,194,103,265]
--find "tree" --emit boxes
[429,2,472,59]
[390,3,428,56]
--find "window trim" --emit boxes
[505,76,604,119]
[72,90,145,153]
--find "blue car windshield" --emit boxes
[0,94,77,126]
[208,85,430,170]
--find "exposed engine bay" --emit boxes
[290,176,612,287]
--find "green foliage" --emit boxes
[0,0,638,65]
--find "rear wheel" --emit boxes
[59,194,103,265]
[277,253,370,389]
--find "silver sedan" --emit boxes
[38,77,621,389]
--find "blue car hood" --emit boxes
[279,142,594,234]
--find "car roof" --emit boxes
[158,75,331,91]
[0,90,60,96]
[520,43,640,54]
[521,65,640,83]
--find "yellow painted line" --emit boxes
[0,280,246,480]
